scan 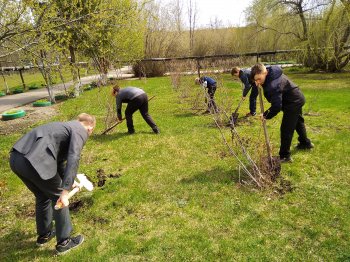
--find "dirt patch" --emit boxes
[258,156,281,182]
[92,216,109,224]
[0,104,59,135]
[96,168,122,187]
[14,204,35,218]
[69,200,84,211]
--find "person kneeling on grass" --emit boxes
[9,113,96,255]
[195,76,218,114]
[231,66,258,117]
[251,63,314,163]
[112,85,160,134]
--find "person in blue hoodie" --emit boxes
[251,63,313,162]
[231,67,258,116]
[195,76,218,113]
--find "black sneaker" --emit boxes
[152,127,160,134]
[56,235,84,255]
[296,142,314,150]
[36,230,55,247]
[128,129,135,134]
[245,112,256,117]
[280,156,293,163]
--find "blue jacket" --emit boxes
[200,76,216,87]
[262,66,305,119]
[239,69,256,97]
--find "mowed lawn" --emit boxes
[0,68,350,261]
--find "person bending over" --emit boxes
[112,85,159,134]
[251,63,314,163]
[9,113,96,255]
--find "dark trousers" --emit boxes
[207,85,218,112]
[280,106,311,158]
[249,85,258,114]
[9,150,72,243]
[125,93,157,132]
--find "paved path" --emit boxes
[0,67,134,113]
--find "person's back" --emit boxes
[116,87,145,104]
[262,66,305,118]
[13,120,88,182]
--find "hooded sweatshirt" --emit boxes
[262,66,305,119]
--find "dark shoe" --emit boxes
[280,156,293,163]
[245,112,256,117]
[296,142,314,150]
[152,127,160,134]
[203,110,211,114]
[56,235,84,255]
[36,230,55,247]
[128,129,135,134]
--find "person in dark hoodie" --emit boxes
[251,63,313,162]
[231,67,258,116]
[112,85,159,134]
[195,76,218,113]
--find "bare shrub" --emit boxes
[132,61,166,77]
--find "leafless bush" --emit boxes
[132,61,166,77]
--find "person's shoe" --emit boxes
[203,110,211,114]
[56,235,84,255]
[245,112,256,117]
[36,230,55,247]
[296,142,314,150]
[152,127,160,134]
[280,156,293,163]
[128,129,135,134]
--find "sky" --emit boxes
[160,0,254,28]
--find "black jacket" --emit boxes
[262,66,305,119]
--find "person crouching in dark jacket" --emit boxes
[251,63,313,163]
[231,67,258,116]
[195,76,218,113]
[112,85,159,134]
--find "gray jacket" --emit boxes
[12,121,88,190]
[116,87,145,115]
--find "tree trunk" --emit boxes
[69,45,80,97]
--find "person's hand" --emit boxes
[117,114,123,121]
[56,190,69,208]
[242,96,246,100]
[72,180,80,189]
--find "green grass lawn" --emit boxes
[0,69,350,261]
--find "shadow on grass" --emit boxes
[174,112,199,118]
[0,229,54,261]
[180,167,240,185]
[92,130,159,142]
[92,132,130,142]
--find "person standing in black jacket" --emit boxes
[112,85,159,134]
[231,67,258,116]
[251,63,313,162]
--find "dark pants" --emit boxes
[125,93,157,133]
[207,85,218,112]
[9,150,72,243]
[249,85,258,114]
[279,106,311,158]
